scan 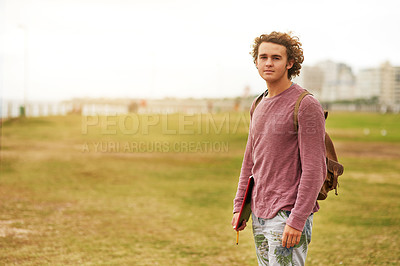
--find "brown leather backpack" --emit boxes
[252,90,344,200]
[295,91,344,200]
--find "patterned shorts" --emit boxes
[252,211,313,266]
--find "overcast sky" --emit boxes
[1,0,399,101]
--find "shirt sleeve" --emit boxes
[286,96,327,231]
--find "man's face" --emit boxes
[255,42,294,84]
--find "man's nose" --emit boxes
[265,58,273,66]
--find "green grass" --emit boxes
[1,112,400,265]
[326,111,400,142]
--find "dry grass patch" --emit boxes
[1,113,399,265]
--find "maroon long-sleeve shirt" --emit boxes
[233,83,327,231]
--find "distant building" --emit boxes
[315,60,356,101]
[357,62,400,110]
[61,97,254,115]
[294,66,324,99]
[295,60,355,102]
[356,67,381,99]
[380,62,400,107]
[395,67,400,106]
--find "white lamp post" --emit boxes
[18,24,28,116]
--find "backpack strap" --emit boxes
[293,91,312,133]
[250,92,265,116]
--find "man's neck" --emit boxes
[266,79,293,98]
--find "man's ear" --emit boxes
[286,59,294,70]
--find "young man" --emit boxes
[232,32,327,265]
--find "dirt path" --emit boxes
[335,141,400,159]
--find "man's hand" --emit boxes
[231,212,247,231]
[282,224,302,248]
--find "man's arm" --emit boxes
[232,129,254,214]
[232,99,258,229]
[231,130,253,231]
[286,97,327,231]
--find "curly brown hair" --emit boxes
[250,31,304,80]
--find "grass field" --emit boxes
[1,111,399,265]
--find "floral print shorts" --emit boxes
[252,211,313,266]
